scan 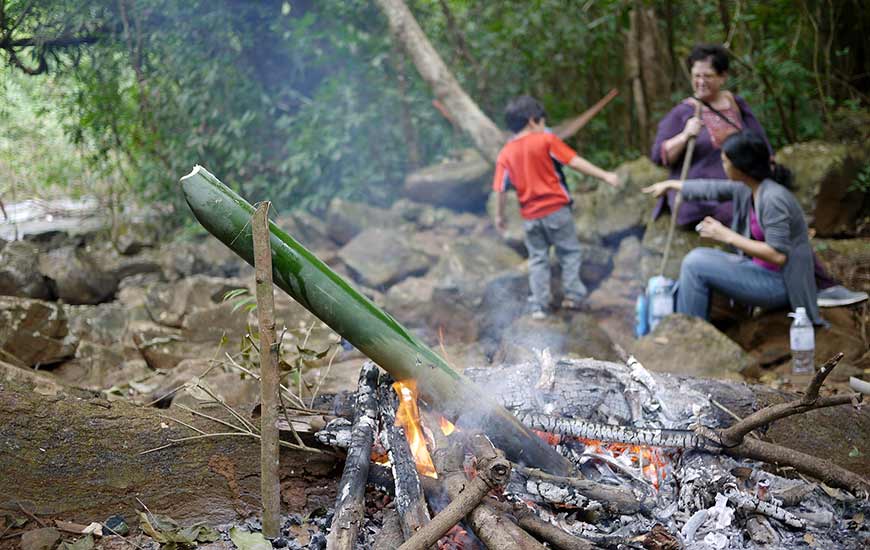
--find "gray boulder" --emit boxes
[629,314,749,380]
[276,209,336,253]
[38,244,119,304]
[338,228,431,288]
[777,141,868,237]
[0,296,76,367]
[325,197,403,245]
[640,213,708,282]
[66,302,131,347]
[574,157,667,243]
[145,275,247,329]
[0,240,53,299]
[160,238,250,281]
[428,236,524,292]
[403,149,491,211]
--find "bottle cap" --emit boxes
[795,307,806,314]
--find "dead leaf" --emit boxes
[60,534,95,550]
[653,336,669,345]
[853,512,865,525]
[803,533,815,546]
[287,525,311,546]
[820,483,845,500]
[229,527,271,550]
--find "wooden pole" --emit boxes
[253,201,281,538]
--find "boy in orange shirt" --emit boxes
[493,95,620,318]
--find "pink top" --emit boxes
[749,206,781,272]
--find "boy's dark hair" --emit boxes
[722,130,793,189]
[687,44,729,74]
[505,95,546,133]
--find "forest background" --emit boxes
[2,0,868,218]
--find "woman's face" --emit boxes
[691,58,726,101]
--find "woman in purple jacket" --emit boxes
[650,44,866,308]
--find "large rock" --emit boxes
[574,157,666,244]
[403,149,491,211]
[629,314,749,380]
[383,276,438,328]
[160,238,250,281]
[338,228,431,288]
[38,244,119,304]
[276,210,336,254]
[324,197,403,245]
[0,296,76,367]
[144,275,247,328]
[66,302,131,347]
[52,343,151,393]
[0,240,53,299]
[485,191,525,254]
[428,236,524,292]
[776,141,868,237]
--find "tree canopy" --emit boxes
[1,0,867,213]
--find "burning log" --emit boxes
[516,412,716,450]
[181,166,574,476]
[326,362,380,550]
[377,375,431,540]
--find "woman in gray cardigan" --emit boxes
[642,130,822,325]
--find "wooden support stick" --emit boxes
[377,375,432,541]
[253,201,280,538]
[327,362,380,550]
[553,88,620,141]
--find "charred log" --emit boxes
[326,362,380,550]
[377,374,431,541]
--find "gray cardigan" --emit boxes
[681,178,821,324]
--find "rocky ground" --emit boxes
[1,142,869,547]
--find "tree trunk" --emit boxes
[373,0,505,162]
[0,362,337,525]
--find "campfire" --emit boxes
[316,355,870,549]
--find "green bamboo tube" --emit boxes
[180,166,573,475]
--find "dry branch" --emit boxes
[326,362,380,550]
[489,500,599,550]
[512,467,649,515]
[697,352,870,494]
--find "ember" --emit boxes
[393,379,438,478]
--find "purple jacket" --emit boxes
[650,95,773,226]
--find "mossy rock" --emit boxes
[776,141,868,237]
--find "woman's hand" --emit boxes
[695,216,735,244]
[683,115,703,138]
[641,180,681,197]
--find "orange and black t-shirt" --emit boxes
[492,131,578,220]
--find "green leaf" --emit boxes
[849,446,863,458]
[229,527,272,550]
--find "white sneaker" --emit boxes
[817,285,869,307]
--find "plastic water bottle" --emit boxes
[635,294,650,337]
[789,307,815,375]
[647,276,675,331]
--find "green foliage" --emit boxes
[850,164,870,194]
[1,0,867,216]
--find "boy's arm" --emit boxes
[567,156,621,188]
[494,191,507,231]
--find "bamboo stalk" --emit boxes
[180,165,573,476]
[253,201,281,538]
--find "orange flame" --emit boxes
[393,380,437,478]
[439,416,456,435]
